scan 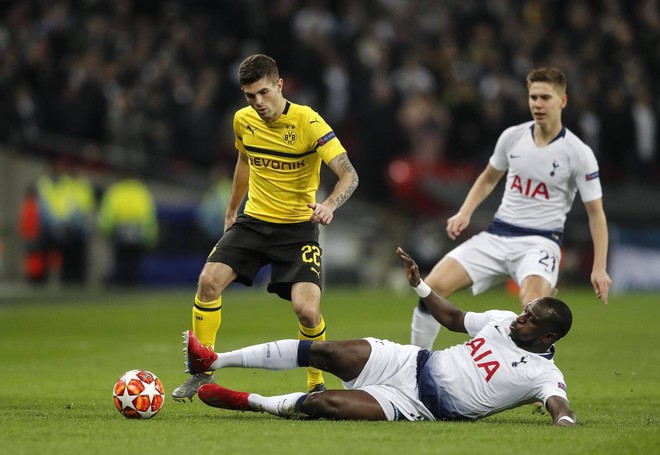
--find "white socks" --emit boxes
[410,307,441,350]
[247,392,307,417]
[211,340,300,370]
[206,340,308,418]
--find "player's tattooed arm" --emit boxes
[325,153,359,210]
[308,153,359,225]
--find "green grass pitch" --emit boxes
[0,285,658,454]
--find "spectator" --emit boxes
[599,87,635,181]
[195,164,233,243]
[57,160,96,284]
[97,173,158,285]
[18,158,95,285]
[18,178,60,284]
[630,84,658,180]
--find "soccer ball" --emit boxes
[113,369,165,419]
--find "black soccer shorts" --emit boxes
[207,214,323,300]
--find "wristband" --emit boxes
[413,280,432,298]
[558,415,575,424]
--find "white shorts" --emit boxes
[342,338,435,421]
[447,232,562,295]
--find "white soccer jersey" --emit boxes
[418,310,568,420]
[489,121,602,231]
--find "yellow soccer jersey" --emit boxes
[233,101,347,223]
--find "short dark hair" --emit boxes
[539,296,573,339]
[238,54,279,86]
[526,67,567,94]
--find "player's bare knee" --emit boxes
[293,306,320,328]
[424,277,453,298]
[309,340,335,359]
[197,271,220,301]
[518,292,534,308]
[425,257,472,296]
[299,392,340,419]
[519,286,552,308]
[308,341,362,379]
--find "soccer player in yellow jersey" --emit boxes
[172,54,359,401]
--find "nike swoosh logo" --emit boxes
[509,154,520,159]
[310,119,320,124]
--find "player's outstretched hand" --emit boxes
[396,247,421,287]
[307,203,334,225]
[591,269,612,304]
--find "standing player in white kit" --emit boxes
[410,67,612,349]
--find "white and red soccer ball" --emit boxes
[113,369,164,419]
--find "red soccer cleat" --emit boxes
[198,384,250,411]
[183,330,218,374]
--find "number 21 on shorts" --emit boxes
[537,250,557,273]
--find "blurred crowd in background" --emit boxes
[2,0,660,287]
[1,0,659,200]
